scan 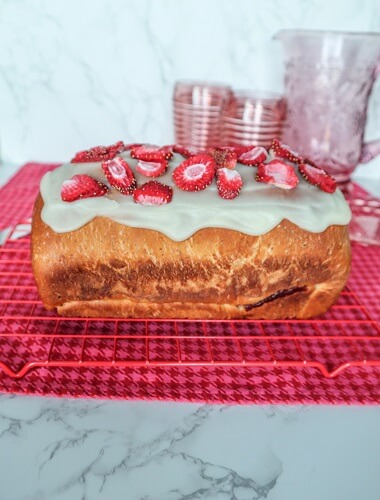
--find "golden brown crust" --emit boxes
[31,194,351,319]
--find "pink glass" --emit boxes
[221,90,286,148]
[275,29,380,245]
[275,29,380,185]
[173,81,233,149]
[348,185,380,246]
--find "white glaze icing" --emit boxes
[40,152,352,241]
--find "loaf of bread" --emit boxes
[31,142,352,319]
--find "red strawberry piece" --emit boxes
[216,167,243,199]
[133,181,173,205]
[303,157,318,168]
[256,160,299,190]
[130,144,173,161]
[71,141,125,163]
[61,174,108,202]
[270,138,303,164]
[172,144,199,158]
[227,144,256,157]
[172,154,216,191]
[207,147,237,170]
[110,140,125,154]
[136,158,168,178]
[299,163,337,193]
[238,146,268,166]
[159,145,174,159]
[102,156,137,194]
[123,143,142,151]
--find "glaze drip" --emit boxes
[40,151,352,240]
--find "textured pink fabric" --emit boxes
[0,163,379,404]
[0,163,58,230]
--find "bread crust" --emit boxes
[31,194,351,319]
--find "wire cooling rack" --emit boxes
[0,221,379,380]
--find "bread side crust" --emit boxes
[31,194,351,319]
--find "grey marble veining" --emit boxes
[0,0,379,185]
[0,394,379,500]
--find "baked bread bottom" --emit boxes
[31,194,351,319]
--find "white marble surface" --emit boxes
[0,2,380,499]
[0,0,380,183]
[0,395,378,500]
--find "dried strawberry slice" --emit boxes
[61,174,108,202]
[269,139,303,164]
[256,160,299,190]
[130,144,173,161]
[207,147,237,170]
[216,168,243,199]
[238,146,268,166]
[172,154,216,191]
[71,141,125,163]
[136,158,168,178]
[172,144,200,158]
[133,181,173,205]
[299,163,337,193]
[303,157,318,168]
[102,156,137,194]
[159,145,173,159]
[227,144,255,156]
[110,140,125,154]
[123,143,142,151]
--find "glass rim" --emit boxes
[223,129,279,136]
[174,126,221,133]
[174,118,221,123]
[174,108,222,116]
[222,115,283,123]
[174,79,232,90]
[174,101,227,111]
[223,126,282,133]
[230,89,285,101]
[274,28,380,40]
[224,132,280,138]
[175,130,221,136]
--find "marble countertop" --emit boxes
[0,163,379,500]
[0,395,379,500]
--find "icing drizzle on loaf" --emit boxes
[40,143,352,241]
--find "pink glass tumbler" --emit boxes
[221,90,287,148]
[173,81,233,150]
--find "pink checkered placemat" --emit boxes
[0,162,379,404]
[0,365,377,405]
[0,163,59,230]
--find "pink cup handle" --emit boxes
[359,139,380,163]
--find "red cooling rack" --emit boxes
[0,163,379,404]
[0,220,379,380]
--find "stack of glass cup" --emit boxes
[220,90,287,148]
[173,81,233,150]
[173,83,286,150]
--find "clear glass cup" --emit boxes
[173,81,233,149]
[221,90,286,147]
[223,90,286,121]
[174,81,232,106]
